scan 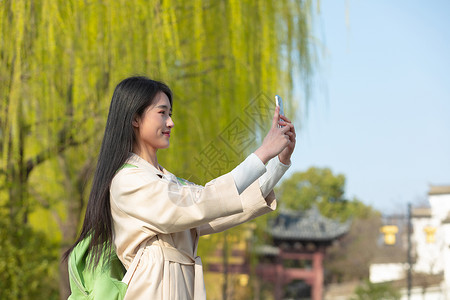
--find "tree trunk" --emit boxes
[59,246,71,300]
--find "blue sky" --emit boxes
[288,0,450,213]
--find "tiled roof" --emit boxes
[269,206,351,241]
[429,185,450,195]
[412,207,431,218]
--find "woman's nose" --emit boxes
[167,116,174,128]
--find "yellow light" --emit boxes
[239,274,249,287]
[381,225,398,245]
[424,226,436,243]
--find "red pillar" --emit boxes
[274,251,284,300]
[312,248,324,300]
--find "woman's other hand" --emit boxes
[277,114,296,165]
[254,106,296,165]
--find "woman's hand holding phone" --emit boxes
[254,104,296,165]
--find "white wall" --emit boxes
[429,193,450,223]
[370,263,406,283]
[429,192,450,300]
[412,216,443,274]
[399,285,444,300]
[443,223,450,300]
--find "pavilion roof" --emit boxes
[269,206,351,242]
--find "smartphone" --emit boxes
[275,95,284,127]
[275,95,284,116]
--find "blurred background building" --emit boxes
[369,185,450,300]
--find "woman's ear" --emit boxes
[132,116,140,128]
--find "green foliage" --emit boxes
[275,167,376,221]
[1,0,319,185]
[276,167,346,210]
[0,214,59,300]
[352,280,401,300]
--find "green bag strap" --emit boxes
[117,163,138,171]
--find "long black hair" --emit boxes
[63,76,172,265]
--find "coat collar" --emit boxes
[126,152,168,176]
[126,153,188,188]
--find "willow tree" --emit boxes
[0,0,319,298]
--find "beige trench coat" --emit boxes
[110,153,277,300]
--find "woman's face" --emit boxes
[133,92,174,153]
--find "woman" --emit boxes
[65,76,296,299]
